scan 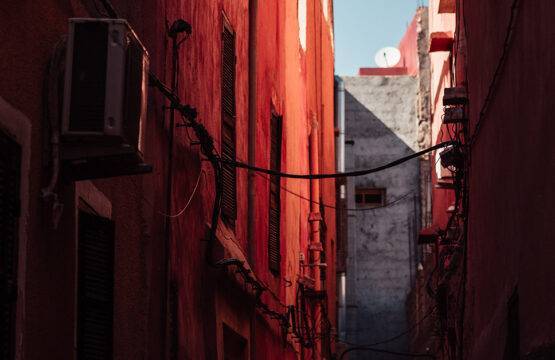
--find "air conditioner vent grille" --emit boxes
[69,22,108,132]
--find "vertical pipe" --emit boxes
[309,113,321,360]
[162,35,179,360]
[338,273,346,340]
[248,1,258,356]
[334,76,347,340]
[247,0,258,265]
[335,76,345,189]
[309,113,321,289]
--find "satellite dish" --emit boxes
[374,47,401,68]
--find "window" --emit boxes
[268,113,282,274]
[0,130,21,360]
[221,18,237,225]
[355,188,386,208]
[77,210,115,359]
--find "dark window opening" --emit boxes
[77,210,115,359]
[268,112,282,274]
[221,18,237,226]
[0,131,21,360]
[355,188,386,208]
[223,324,247,360]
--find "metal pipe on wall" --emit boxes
[334,76,347,340]
[247,0,258,266]
[335,76,345,175]
[248,1,258,358]
[309,113,321,290]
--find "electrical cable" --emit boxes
[41,37,67,230]
[96,2,438,353]
[335,306,436,348]
[253,171,414,212]
[96,0,296,348]
[201,134,417,212]
[468,0,520,146]
[157,170,203,218]
[92,0,109,17]
[129,170,203,219]
[220,141,457,179]
[97,0,118,18]
[339,346,436,360]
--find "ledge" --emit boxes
[429,32,454,52]
[438,0,456,13]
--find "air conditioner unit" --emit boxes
[61,18,151,179]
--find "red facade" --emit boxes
[0,0,336,359]
[410,1,555,359]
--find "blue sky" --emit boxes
[334,0,427,75]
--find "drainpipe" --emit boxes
[335,77,345,176]
[334,76,347,340]
[309,112,321,359]
[248,2,258,358]
[247,0,258,265]
[309,113,321,288]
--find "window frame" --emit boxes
[354,188,386,208]
[73,181,114,359]
[220,15,237,227]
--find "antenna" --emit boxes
[374,47,401,68]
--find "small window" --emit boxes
[221,18,237,225]
[355,188,385,208]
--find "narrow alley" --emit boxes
[0,1,553,359]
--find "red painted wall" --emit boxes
[462,1,555,358]
[0,0,335,359]
[410,1,555,359]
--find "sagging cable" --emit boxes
[220,141,458,179]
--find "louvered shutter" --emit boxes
[221,22,237,224]
[268,114,282,274]
[77,211,115,360]
[0,132,21,360]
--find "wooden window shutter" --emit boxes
[77,211,115,360]
[268,113,282,274]
[0,131,21,360]
[221,20,237,224]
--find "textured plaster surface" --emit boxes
[342,75,420,359]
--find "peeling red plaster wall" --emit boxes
[0,0,335,358]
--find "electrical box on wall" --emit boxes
[61,18,152,180]
[443,87,468,106]
[443,106,467,124]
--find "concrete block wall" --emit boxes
[342,75,421,359]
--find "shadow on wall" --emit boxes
[343,83,421,360]
[344,87,418,167]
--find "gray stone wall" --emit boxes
[343,75,421,359]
